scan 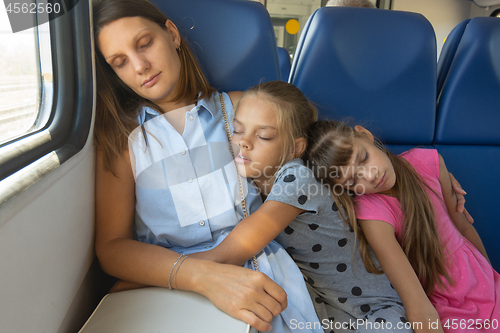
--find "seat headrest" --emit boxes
[435,17,500,145]
[278,47,291,82]
[151,0,280,92]
[291,7,437,145]
[437,19,471,96]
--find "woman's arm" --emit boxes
[448,172,474,224]
[190,200,304,265]
[359,219,444,333]
[438,154,490,263]
[95,148,286,331]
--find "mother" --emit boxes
[92,0,320,331]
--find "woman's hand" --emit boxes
[448,172,474,224]
[177,258,287,332]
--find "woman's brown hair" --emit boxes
[305,120,452,295]
[93,0,215,173]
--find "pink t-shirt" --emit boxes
[354,148,499,330]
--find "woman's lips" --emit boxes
[142,73,160,87]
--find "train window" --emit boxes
[0,8,52,145]
[0,2,93,201]
[251,0,322,57]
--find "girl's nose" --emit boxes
[365,166,378,182]
[239,137,251,150]
[359,166,377,182]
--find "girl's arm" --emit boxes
[95,148,286,331]
[438,154,490,263]
[359,219,444,333]
[190,201,304,266]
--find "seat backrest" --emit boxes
[435,17,500,145]
[437,19,471,98]
[290,7,437,146]
[278,47,291,82]
[151,0,280,92]
[434,17,500,271]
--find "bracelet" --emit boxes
[168,254,184,290]
[172,255,189,290]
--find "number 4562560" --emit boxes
[443,319,498,330]
[6,2,62,14]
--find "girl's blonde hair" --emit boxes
[305,120,452,295]
[236,81,318,169]
[93,0,215,174]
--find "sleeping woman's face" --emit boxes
[98,16,182,106]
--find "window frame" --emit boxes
[0,1,93,204]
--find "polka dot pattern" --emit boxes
[336,263,347,272]
[360,304,371,312]
[312,244,322,252]
[270,161,406,331]
[308,223,319,230]
[351,287,362,296]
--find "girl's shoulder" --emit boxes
[400,148,440,179]
[275,158,316,183]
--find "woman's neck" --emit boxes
[157,98,195,114]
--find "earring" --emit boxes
[176,42,181,50]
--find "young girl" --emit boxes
[191,81,415,333]
[305,120,500,332]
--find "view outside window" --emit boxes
[250,0,388,59]
[0,4,46,145]
[251,0,322,57]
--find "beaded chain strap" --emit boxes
[219,93,259,272]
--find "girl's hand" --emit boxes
[179,258,287,332]
[448,172,474,224]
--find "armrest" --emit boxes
[79,287,250,333]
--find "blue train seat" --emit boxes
[290,7,437,154]
[437,19,471,98]
[151,0,280,92]
[278,46,292,81]
[434,17,500,271]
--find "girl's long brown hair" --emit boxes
[305,120,452,295]
[93,0,215,173]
